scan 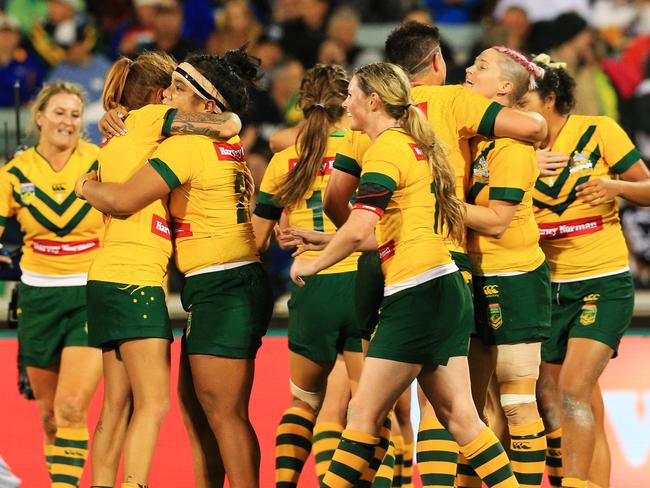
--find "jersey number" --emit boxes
[306,191,324,231]
[234,172,248,224]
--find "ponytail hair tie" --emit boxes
[532,53,567,70]
[313,103,326,109]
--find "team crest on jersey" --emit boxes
[473,156,489,184]
[580,303,597,326]
[569,152,593,174]
[488,303,503,330]
[19,182,35,206]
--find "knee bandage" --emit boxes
[496,342,541,407]
[290,380,324,411]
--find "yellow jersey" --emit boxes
[355,128,452,287]
[88,104,177,287]
[467,137,545,274]
[334,85,503,255]
[256,132,358,275]
[148,135,258,275]
[533,115,641,281]
[0,140,103,282]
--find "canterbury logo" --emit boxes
[512,442,531,450]
[548,449,561,457]
[583,293,600,302]
[51,184,66,192]
[483,284,499,296]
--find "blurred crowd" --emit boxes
[1,0,650,291]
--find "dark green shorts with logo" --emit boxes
[368,271,472,365]
[451,251,473,285]
[18,283,90,367]
[87,281,172,349]
[289,271,362,362]
[473,262,551,346]
[181,263,273,359]
[542,271,634,363]
[355,251,384,341]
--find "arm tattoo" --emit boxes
[169,112,233,137]
[170,121,222,138]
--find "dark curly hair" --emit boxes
[184,46,262,115]
[532,59,576,115]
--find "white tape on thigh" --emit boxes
[500,393,537,407]
[290,379,323,411]
[495,342,541,382]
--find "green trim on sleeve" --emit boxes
[333,153,361,178]
[256,191,281,207]
[149,157,181,189]
[611,148,642,174]
[360,172,397,192]
[477,102,504,138]
[161,108,178,137]
[489,187,524,203]
[0,216,6,226]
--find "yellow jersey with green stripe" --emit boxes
[533,115,641,281]
[148,134,258,275]
[88,104,177,287]
[255,132,358,275]
[334,85,503,255]
[0,140,103,280]
[467,137,545,274]
[355,129,452,287]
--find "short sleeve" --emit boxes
[359,145,400,193]
[488,143,536,203]
[333,130,370,178]
[136,104,177,138]
[148,136,194,190]
[0,169,16,226]
[254,152,285,221]
[598,116,643,174]
[451,87,504,139]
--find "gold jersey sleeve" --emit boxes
[0,141,103,276]
[357,129,451,286]
[88,104,176,286]
[533,115,642,280]
[412,84,503,254]
[331,129,373,178]
[467,137,545,274]
[256,133,359,275]
[149,135,259,275]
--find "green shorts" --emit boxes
[355,251,384,341]
[17,283,90,368]
[181,263,273,359]
[368,271,472,365]
[473,262,551,346]
[542,271,634,363]
[451,251,473,285]
[288,271,362,362]
[86,281,172,349]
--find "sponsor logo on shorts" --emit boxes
[512,441,531,450]
[583,293,600,302]
[408,143,426,161]
[20,182,35,206]
[213,141,246,162]
[378,240,395,263]
[580,303,597,326]
[538,216,603,240]
[173,221,193,238]
[151,214,172,240]
[488,302,503,330]
[32,238,100,256]
[483,284,499,296]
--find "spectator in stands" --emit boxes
[325,5,380,70]
[317,37,347,66]
[206,0,262,56]
[112,0,157,58]
[493,0,590,23]
[30,0,97,69]
[279,0,330,68]
[5,0,48,33]
[534,12,620,119]
[592,0,650,40]
[270,59,304,127]
[634,54,650,159]
[621,203,650,288]
[45,22,111,143]
[0,13,44,107]
[425,0,481,24]
[148,0,202,62]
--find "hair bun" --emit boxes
[223,47,262,84]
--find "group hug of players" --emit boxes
[5,18,650,488]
